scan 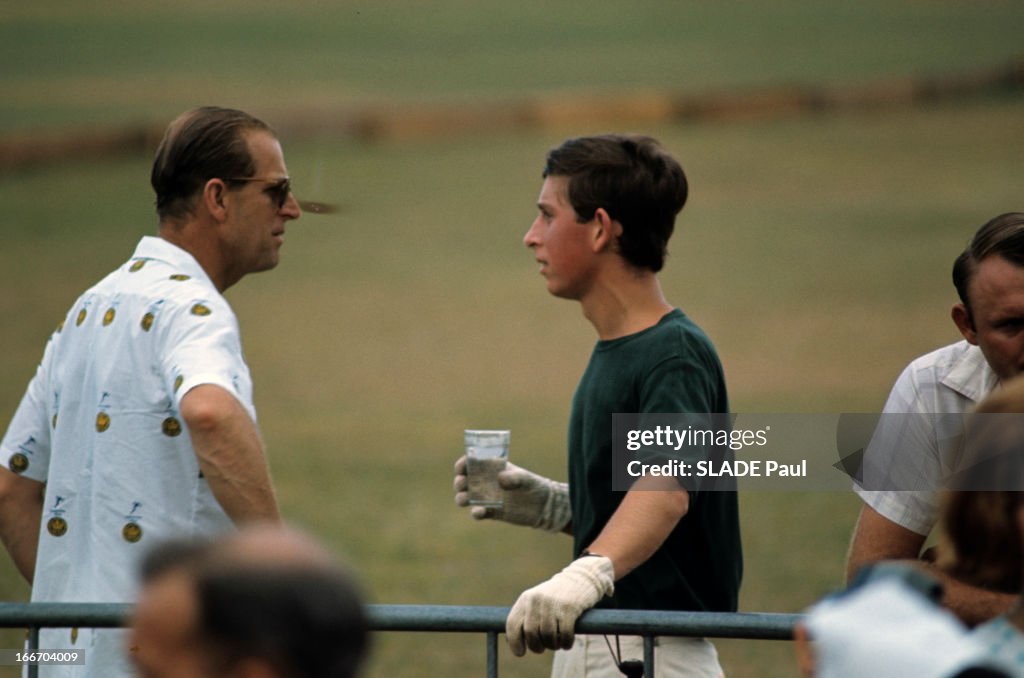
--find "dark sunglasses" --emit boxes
[227,176,292,209]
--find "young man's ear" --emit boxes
[202,179,230,222]
[951,303,978,345]
[591,208,622,253]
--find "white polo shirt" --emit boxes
[1,236,255,675]
[855,340,997,536]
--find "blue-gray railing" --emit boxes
[0,603,800,678]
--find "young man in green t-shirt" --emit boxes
[454,134,741,676]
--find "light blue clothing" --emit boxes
[1,236,253,677]
[959,615,1024,674]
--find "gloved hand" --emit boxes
[505,555,615,656]
[453,456,571,532]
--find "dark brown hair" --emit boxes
[151,106,273,221]
[952,212,1024,322]
[543,134,688,272]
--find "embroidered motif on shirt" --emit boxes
[162,416,182,437]
[95,392,111,433]
[7,436,37,474]
[47,496,68,537]
[191,303,212,317]
[47,517,68,537]
[8,453,28,474]
[75,299,92,327]
[122,502,144,543]
[140,299,165,332]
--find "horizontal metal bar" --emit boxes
[368,606,799,640]
[0,603,799,640]
[0,603,131,628]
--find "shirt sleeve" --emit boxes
[636,351,728,490]
[855,364,942,536]
[0,332,58,482]
[157,296,256,422]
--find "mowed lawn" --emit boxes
[0,95,1022,676]
[4,1,1024,675]
[3,0,1024,132]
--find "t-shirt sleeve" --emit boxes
[634,350,729,490]
[640,352,721,414]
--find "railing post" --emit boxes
[27,626,39,678]
[643,635,655,678]
[486,630,499,678]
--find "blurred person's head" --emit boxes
[952,213,1024,382]
[938,375,1024,595]
[129,524,369,678]
[531,134,687,275]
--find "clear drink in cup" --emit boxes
[464,429,510,508]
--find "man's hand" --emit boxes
[505,555,614,656]
[453,456,571,532]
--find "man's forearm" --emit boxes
[585,477,688,579]
[182,385,280,524]
[846,504,927,583]
[0,468,44,583]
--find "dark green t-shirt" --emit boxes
[568,308,742,612]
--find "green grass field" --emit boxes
[2,2,1024,676]
[3,0,1024,132]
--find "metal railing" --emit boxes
[0,602,800,677]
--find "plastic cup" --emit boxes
[464,429,510,508]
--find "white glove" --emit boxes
[506,555,615,656]
[453,456,571,532]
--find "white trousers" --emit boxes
[551,634,724,678]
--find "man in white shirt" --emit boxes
[0,106,301,676]
[847,212,1024,625]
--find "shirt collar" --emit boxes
[942,342,998,403]
[130,236,217,290]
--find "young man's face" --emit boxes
[523,176,599,300]
[954,254,1024,382]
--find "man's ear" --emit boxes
[592,208,622,253]
[202,179,229,222]
[952,303,978,345]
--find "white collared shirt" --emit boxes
[855,340,997,535]
[1,236,255,675]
